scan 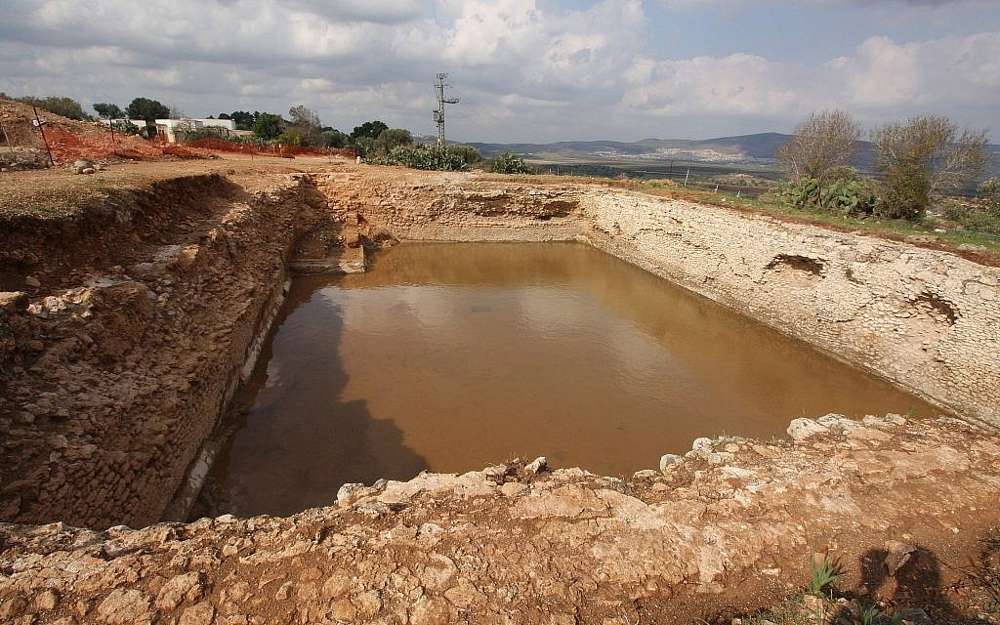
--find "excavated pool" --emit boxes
[197,242,941,517]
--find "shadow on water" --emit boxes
[192,276,429,518]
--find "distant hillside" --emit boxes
[467,133,793,165]
[467,133,1000,175]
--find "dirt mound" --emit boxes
[0,98,209,164]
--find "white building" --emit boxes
[154,118,236,143]
[98,118,149,129]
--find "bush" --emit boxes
[980,177,1000,217]
[489,152,533,175]
[872,115,989,221]
[17,95,90,120]
[372,144,476,171]
[111,120,141,136]
[446,144,482,165]
[782,167,878,216]
[371,128,413,157]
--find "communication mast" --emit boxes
[433,73,459,148]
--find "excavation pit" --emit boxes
[195,241,940,518]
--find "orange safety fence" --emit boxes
[183,137,357,159]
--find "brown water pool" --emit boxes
[197,242,941,517]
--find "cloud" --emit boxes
[618,32,1000,133]
[0,0,997,141]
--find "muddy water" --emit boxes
[199,242,941,517]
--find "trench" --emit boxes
[191,241,940,518]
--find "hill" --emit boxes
[467,132,1000,175]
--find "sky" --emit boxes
[1,0,999,143]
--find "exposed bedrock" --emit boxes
[2,414,998,624]
[0,174,333,528]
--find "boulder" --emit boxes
[787,418,829,442]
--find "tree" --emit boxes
[287,105,322,146]
[289,105,321,129]
[351,120,388,141]
[372,128,413,156]
[253,112,283,141]
[93,103,125,119]
[871,115,989,220]
[229,111,255,131]
[126,97,171,123]
[320,129,349,148]
[778,110,861,179]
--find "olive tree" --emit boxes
[871,115,989,220]
[778,110,861,179]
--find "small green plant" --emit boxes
[807,555,840,595]
[860,604,883,625]
[489,152,534,175]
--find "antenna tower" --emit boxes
[433,73,459,148]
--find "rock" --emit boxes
[35,590,59,611]
[500,481,528,497]
[73,159,94,174]
[692,437,713,452]
[896,608,932,625]
[525,456,548,475]
[0,291,28,312]
[885,540,916,576]
[337,482,365,506]
[633,469,659,480]
[787,418,829,442]
[155,571,205,610]
[659,454,683,474]
[179,602,215,625]
[81,167,96,175]
[331,598,356,621]
[410,596,451,625]
[24,275,41,288]
[96,589,151,625]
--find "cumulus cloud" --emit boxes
[0,0,997,141]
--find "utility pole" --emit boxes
[433,73,459,149]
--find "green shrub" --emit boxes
[782,168,877,216]
[448,144,482,165]
[980,177,1000,217]
[871,115,988,221]
[489,152,533,175]
[372,144,476,171]
[111,120,141,136]
[17,95,90,120]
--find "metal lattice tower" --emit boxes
[433,73,459,148]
